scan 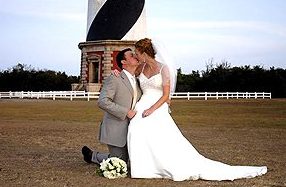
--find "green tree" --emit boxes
[0,63,79,91]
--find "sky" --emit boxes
[0,0,285,75]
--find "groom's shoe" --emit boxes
[81,146,93,163]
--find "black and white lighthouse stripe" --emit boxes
[86,0,145,41]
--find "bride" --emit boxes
[127,38,267,181]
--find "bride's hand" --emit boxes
[112,69,121,77]
[142,108,155,118]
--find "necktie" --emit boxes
[131,77,137,109]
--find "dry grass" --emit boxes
[0,99,285,186]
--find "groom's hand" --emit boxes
[127,110,136,119]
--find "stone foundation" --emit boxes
[75,40,136,92]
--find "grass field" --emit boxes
[0,99,285,186]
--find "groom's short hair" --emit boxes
[116,48,132,70]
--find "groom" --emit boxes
[82,48,142,164]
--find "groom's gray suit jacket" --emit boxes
[97,71,142,147]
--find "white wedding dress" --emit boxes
[127,70,267,181]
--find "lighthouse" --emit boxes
[73,0,147,92]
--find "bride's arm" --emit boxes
[142,65,171,117]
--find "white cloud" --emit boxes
[26,11,85,22]
[0,1,86,22]
[149,18,286,53]
[147,18,286,72]
[149,18,286,38]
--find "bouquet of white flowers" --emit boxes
[97,157,128,179]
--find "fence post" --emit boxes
[205,92,207,100]
[70,91,73,101]
[53,92,56,100]
[255,92,257,99]
[10,91,12,99]
[87,92,90,101]
[226,92,229,99]
[270,93,271,99]
[187,92,190,100]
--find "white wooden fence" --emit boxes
[0,91,271,101]
[171,92,271,100]
[0,91,100,101]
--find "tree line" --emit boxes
[1,63,286,97]
[176,61,286,98]
[0,64,79,91]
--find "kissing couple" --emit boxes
[82,38,267,181]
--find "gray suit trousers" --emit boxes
[91,144,128,164]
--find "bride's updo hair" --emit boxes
[135,38,156,59]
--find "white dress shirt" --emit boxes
[123,70,137,109]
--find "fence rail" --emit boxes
[171,92,271,100]
[0,91,271,101]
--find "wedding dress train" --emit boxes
[127,71,267,181]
